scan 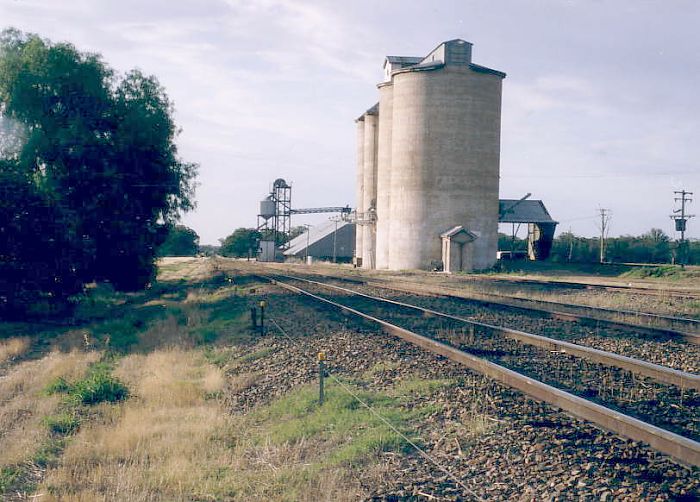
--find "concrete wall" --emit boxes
[355,118,365,262]
[361,112,378,268]
[387,65,503,270]
[375,83,393,269]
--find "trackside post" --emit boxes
[318,351,326,405]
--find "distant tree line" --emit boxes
[499,228,699,265]
[157,226,200,257]
[216,226,310,258]
[219,228,261,258]
[0,29,197,318]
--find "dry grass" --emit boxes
[227,371,259,394]
[40,349,235,501]
[38,348,397,501]
[0,336,31,364]
[157,257,215,283]
[0,350,98,467]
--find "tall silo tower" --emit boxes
[359,39,505,272]
[354,104,378,268]
[355,115,365,265]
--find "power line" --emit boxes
[502,171,699,179]
[268,317,485,502]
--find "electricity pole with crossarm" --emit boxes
[670,190,694,265]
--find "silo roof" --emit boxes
[356,102,379,121]
[284,220,354,256]
[385,40,506,79]
[499,199,557,224]
[468,63,507,78]
[385,56,423,65]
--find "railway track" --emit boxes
[261,265,700,342]
[369,278,700,337]
[253,268,700,376]
[455,274,700,300]
[260,273,700,467]
[274,273,700,390]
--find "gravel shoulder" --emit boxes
[222,281,700,500]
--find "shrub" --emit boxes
[45,368,129,405]
[44,413,80,434]
[71,372,129,405]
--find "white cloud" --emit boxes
[1,0,698,242]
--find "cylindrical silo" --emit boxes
[355,117,365,264]
[387,63,503,271]
[375,83,393,269]
[361,110,378,268]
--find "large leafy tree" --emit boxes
[0,29,197,317]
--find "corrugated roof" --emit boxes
[383,40,505,79]
[284,220,353,256]
[356,102,379,121]
[499,200,557,224]
[385,56,423,65]
[468,63,507,79]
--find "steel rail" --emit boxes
[411,282,700,330]
[335,276,700,345]
[454,274,700,298]
[294,270,699,328]
[262,275,700,467]
[275,273,700,391]
[256,264,700,342]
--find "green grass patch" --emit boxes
[71,371,129,405]
[43,412,80,434]
[44,376,72,395]
[238,347,274,364]
[620,265,689,280]
[0,467,21,494]
[363,361,402,377]
[91,306,168,352]
[186,298,251,346]
[203,346,236,367]
[46,361,129,406]
[391,378,453,398]
[32,438,65,467]
[247,381,427,466]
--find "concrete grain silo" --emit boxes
[354,104,378,268]
[356,40,505,272]
[374,83,394,269]
[361,106,378,269]
[354,116,365,265]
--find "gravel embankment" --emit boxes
[310,278,700,374]
[223,283,699,500]
[282,279,699,442]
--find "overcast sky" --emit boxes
[1,0,698,244]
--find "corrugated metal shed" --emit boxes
[284,220,355,259]
[499,200,556,224]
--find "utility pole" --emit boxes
[303,224,312,264]
[597,208,612,264]
[670,190,694,265]
[330,216,341,264]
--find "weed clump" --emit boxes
[44,413,80,434]
[71,372,129,404]
[46,365,129,405]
